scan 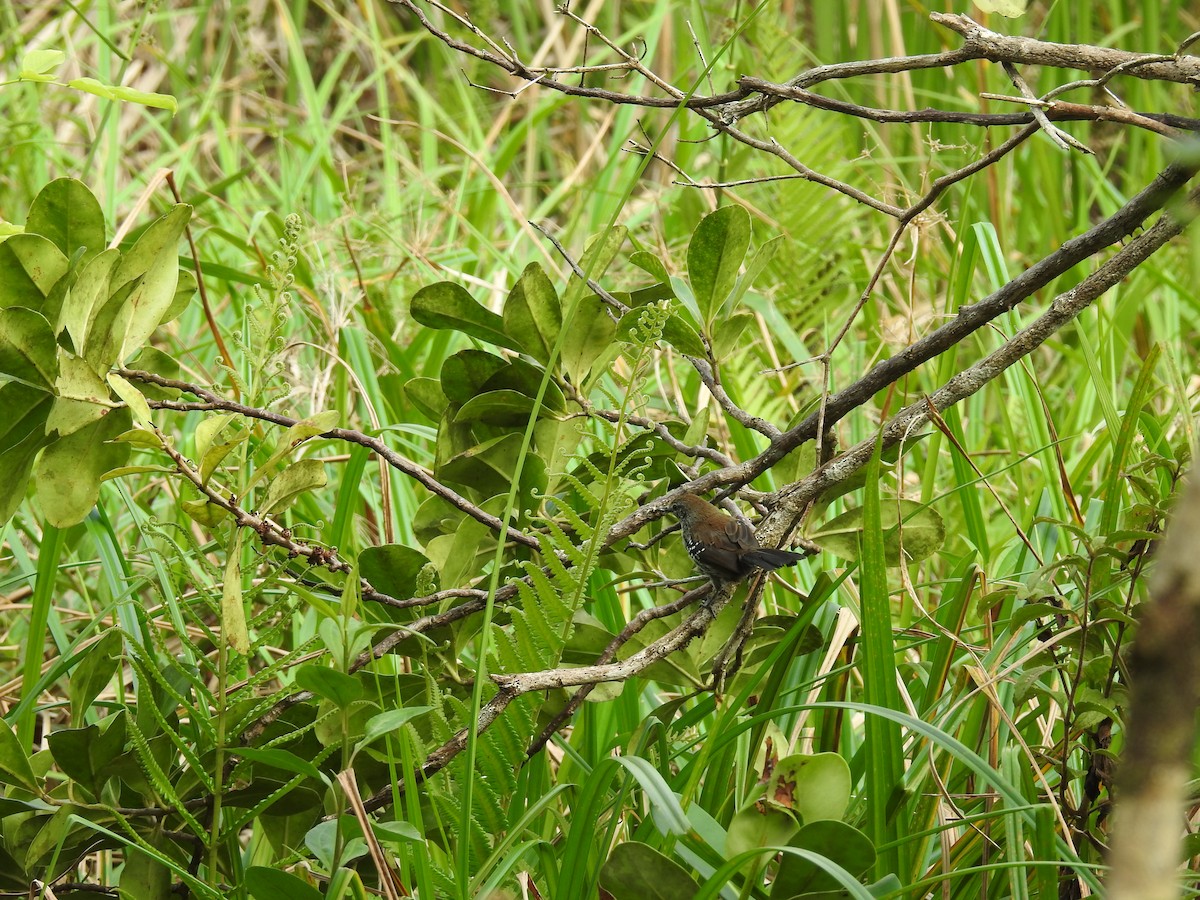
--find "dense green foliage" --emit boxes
[1,1,1198,898]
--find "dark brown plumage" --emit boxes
[666,494,804,585]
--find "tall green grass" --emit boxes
[2,0,1198,895]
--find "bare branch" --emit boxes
[124,370,542,551]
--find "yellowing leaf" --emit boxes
[66,77,115,100]
[974,0,1028,15]
[260,458,327,516]
[19,48,64,80]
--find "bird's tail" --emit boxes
[742,548,805,571]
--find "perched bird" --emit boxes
[666,493,804,586]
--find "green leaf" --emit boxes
[46,713,126,797]
[19,49,64,79]
[106,372,153,425]
[599,842,700,900]
[453,389,555,426]
[359,543,431,599]
[66,77,115,100]
[410,281,518,350]
[222,532,249,654]
[59,248,119,351]
[82,277,137,373]
[0,307,58,391]
[284,410,340,445]
[725,233,783,316]
[25,179,106,266]
[295,664,363,706]
[616,756,690,836]
[423,511,489,590]
[67,629,123,727]
[194,414,235,462]
[438,432,546,499]
[727,798,798,863]
[687,205,751,325]
[182,498,230,527]
[46,354,111,438]
[662,313,707,357]
[402,376,447,420]
[244,866,324,900]
[767,753,852,823]
[260,458,327,516]
[771,821,877,897]
[0,384,51,525]
[236,747,322,781]
[34,407,131,527]
[567,226,628,296]
[711,311,756,361]
[109,428,162,448]
[373,820,422,843]
[356,706,433,752]
[117,844,173,900]
[0,234,70,311]
[630,249,670,283]
[560,293,617,383]
[109,85,178,114]
[158,268,196,325]
[112,204,191,363]
[0,719,39,793]
[502,262,562,365]
[24,805,81,872]
[440,349,508,406]
[809,499,945,566]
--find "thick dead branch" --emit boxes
[1107,469,1200,900]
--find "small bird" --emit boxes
[666,493,805,586]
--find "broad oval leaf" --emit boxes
[688,205,751,325]
[402,376,447,420]
[0,719,39,793]
[767,753,852,823]
[630,249,671,283]
[411,281,519,350]
[358,706,434,751]
[502,261,561,365]
[771,820,877,897]
[599,841,700,900]
[454,389,555,426]
[244,866,324,900]
[726,796,799,861]
[663,313,707,357]
[67,628,123,727]
[0,307,58,390]
[0,386,52,526]
[115,204,191,363]
[59,248,119,351]
[359,543,431,599]
[295,664,364,706]
[25,178,106,266]
[46,354,111,438]
[560,293,617,383]
[566,226,628,296]
[19,49,65,78]
[34,407,131,528]
[236,747,323,781]
[260,458,327,516]
[809,499,945,566]
[440,349,507,406]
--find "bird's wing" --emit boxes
[695,542,742,579]
[725,517,760,551]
